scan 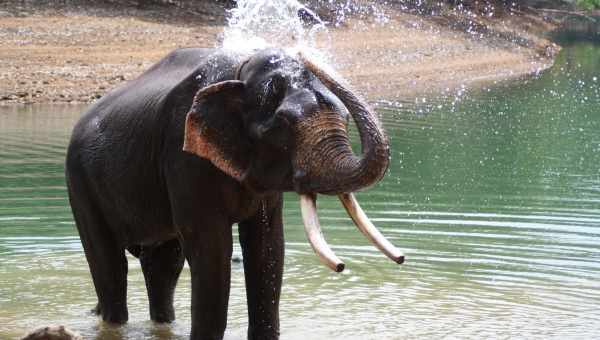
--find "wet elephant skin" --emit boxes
[66,46,389,340]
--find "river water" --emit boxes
[1,43,600,339]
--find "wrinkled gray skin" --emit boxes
[65,48,389,340]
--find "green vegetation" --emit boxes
[577,0,600,10]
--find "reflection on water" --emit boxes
[2,43,600,339]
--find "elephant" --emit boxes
[65,47,403,340]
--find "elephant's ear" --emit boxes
[183,80,251,181]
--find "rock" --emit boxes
[544,43,559,58]
[20,325,83,340]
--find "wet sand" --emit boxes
[325,12,559,100]
[0,2,559,104]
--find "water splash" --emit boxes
[219,0,394,92]
[221,0,327,56]
[220,0,348,93]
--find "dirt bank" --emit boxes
[0,1,559,105]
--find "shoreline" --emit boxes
[0,2,560,105]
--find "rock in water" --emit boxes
[21,325,83,340]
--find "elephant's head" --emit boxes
[183,49,403,271]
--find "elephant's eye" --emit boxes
[263,74,286,107]
[271,74,288,93]
[314,91,327,105]
[315,91,334,111]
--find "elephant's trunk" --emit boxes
[293,54,390,195]
[292,55,403,272]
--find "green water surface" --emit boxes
[1,43,599,339]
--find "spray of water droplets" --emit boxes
[221,0,327,58]
[219,0,393,101]
[220,0,362,92]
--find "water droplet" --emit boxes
[221,0,328,56]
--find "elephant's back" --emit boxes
[64,47,229,239]
[66,47,227,160]
[78,47,216,124]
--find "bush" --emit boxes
[577,0,600,10]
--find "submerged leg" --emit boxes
[68,183,128,324]
[238,194,284,340]
[139,238,185,323]
[174,216,232,340]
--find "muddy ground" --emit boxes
[0,1,560,105]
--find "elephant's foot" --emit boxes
[248,327,279,340]
[248,334,279,340]
[101,309,128,325]
[91,302,128,325]
[150,306,175,324]
[189,331,225,340]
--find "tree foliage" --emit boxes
[576,0,600,10]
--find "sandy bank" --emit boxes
[0,2,560,105]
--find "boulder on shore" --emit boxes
[21,325,83,340]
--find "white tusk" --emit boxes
[338,193,405,264]
[299,194,345,272]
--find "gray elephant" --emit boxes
[65,47,402,340]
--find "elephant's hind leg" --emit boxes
[67,180,129,324]
[139,238,185,323]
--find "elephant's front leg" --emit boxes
[238,194,284,340]
[180,218,233,340]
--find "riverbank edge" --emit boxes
[0,1,561,105]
